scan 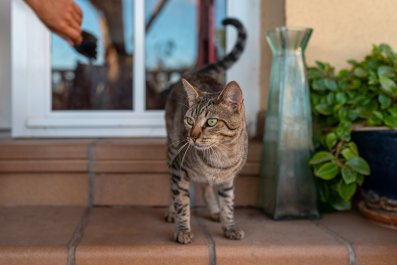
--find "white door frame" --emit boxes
[0,0,11,130]
[11,0,260,138]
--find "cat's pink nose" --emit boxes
[190,127,201,140]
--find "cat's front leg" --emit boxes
[218,180,245,240]
[171,173,194,244]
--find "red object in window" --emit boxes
[197,0,215,67]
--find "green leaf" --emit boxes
[325,132,337,150]
[347,142,359,155]
[354,67,367,78]
[337,180,357,201]
[312,79,326,91]
[315,162,340,180]
[373,111,384,120]
[356,173,365,186]
[379,43,394,56]
[348,59,359,66]
[368,71,378,85]
[326,93,335,105]
[348,109,359,121]
[317,180,330,203]
[338,108,349,121]
[388,105,397,117]
[324,79,337,91]
[309,151,334,165]
[341,167,358,184]
[384,115,397,129]
[330,195,352,211]
[367,111,384,126]
[377,65,396,78]
[378,93,392,109]
[336,121,352,142]
[346,157,371,175]
[341,148,357,160]
[379,76,397,97]
[352,79,362,89]
[315,104,334,115]
[335,92,347,105]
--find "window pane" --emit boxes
[51,0,134,110]
[145,0,226,110]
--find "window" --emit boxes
[11,0,260,137]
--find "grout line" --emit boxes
[194,209,217,265]
[87,140,99,207]
[312,220,357,265]
[67,207,92,265]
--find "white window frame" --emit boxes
[11,0,259,138]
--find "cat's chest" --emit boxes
[185,150,246,184]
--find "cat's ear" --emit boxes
[217,81,244,113]
[182,78,201,107]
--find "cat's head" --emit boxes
[182,79,245,150]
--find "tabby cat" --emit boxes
[165,18,248,244]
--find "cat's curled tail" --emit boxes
[197,17,247,76]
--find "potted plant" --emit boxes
[307,44,397,226]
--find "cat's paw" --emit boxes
[223,227,245,240]
[174,230,194,244]
[164,212,175,223]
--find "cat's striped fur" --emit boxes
[165,18,247,244]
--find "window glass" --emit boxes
[51,0,134,110]
[51,0,226,111]
[145,0,226,110]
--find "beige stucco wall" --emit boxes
[286,0,397,70]
[259,0,397,110]
[259,0,285,111]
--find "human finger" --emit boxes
[62,26,83,45]
[72,2,83,21]
[65,12,82,33]
[70,8,83,26]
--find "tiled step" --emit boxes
[0,138,262,207]
[1,206,396,265]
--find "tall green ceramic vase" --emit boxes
[259,27,319,220]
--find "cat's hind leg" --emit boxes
[165,199,176,223]
[202,183,221,222]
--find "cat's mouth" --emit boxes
[187,139,214,150]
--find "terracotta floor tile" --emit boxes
[0,174,88,206]
[0,206,85,265]
[199,208,348,265]
[76,207,210,265]
[318,211,397,265]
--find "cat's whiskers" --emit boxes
[170,138,188,147]
[175,142,189,157]
[179,144,191,177]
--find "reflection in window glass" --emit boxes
[51,0,134,110]
[145,0,226,110]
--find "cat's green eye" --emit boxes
[207,118,218,127]
[186,117,194,126]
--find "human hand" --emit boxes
[25,0,83,45]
